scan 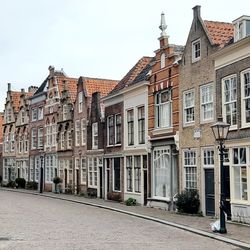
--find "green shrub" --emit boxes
[125,197,137,206]
[15,178,26,189]
[176,189,200,214]
[53,176,62,185]
[26,181,38,190]
[6,181,16,188]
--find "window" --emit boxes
[88,157,99,188]
[155,91,172,128]
[62,105,68,120]
[67,131,72,149]
[46,125,51,146]
[153,147,171,198]
[78,92,83,113]
[38,106,43,120]
[233,148,248,200]
[32,108,37,121]
[127,110,134,146]
[92,122,98,149]
[222,75,237,128]
[183,90,195,125]
[75,120,80,146]
[113,158,120,191]
[241,69,250,126]
[183,150,197,190]
[115,114,121,144]
[134,156,141,193]
[18,138,23,154]
[203,149,214,167]
[52,124,56,146]
[21,110,25,124]
[192,39,201,62]
[38,127,43,148]
[24,136,28,152]
[6,108,12,123]
[31,128,37,149]
[138,106,145,144]
[160,53,165,68]
[81,157,87,184]
[200,84,213,122]
[61,133,65,149]
[107,116,114,145]
[81,119,86,145]
[126,156,133,192]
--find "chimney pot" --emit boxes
[193,5,201,19]
[8,83,11,91]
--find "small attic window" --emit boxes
[234,16,250,42]
[192,39,201,63]
[160,53,165,68]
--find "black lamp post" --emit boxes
[211,117,230,234]
[40,153,45,193]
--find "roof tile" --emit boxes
[204,20,234,48]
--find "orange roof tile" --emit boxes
[83,77,118,98]
[57,77,78,102]
[204,20,234,48]
[11,91,22,113]
[109,56,152,95]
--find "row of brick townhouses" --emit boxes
[1,6,250,223]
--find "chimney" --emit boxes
[48,65,55,77]
[193,5,201,19]
[21,88,25,94]
[8,83,11,91]
[28,86,39,94]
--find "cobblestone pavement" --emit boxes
[0,190,245,250]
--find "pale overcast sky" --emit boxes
[0,0,248,111]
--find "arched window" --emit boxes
[160,53,165,69]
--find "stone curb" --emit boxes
[1,188,250,249]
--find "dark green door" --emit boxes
[205,169,215,216]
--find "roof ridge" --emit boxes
[204,20,233,25]
[81,76,119,82]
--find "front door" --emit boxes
[99,167,103,198]
[76,169,80,194]
[143,170,147,205]
[205,169,215,216]
[64,169,68,191]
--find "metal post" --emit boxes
[219,141,227,233]
[40,155,44,194]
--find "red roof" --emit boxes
[109,56,152,95]
[83,77,118,97]
[11,91,22,113]
[57,77,78,102]
[204,20,234,48]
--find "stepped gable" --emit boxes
[108,56,153,96]
[204,20,234,48]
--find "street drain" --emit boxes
[0,237,10,241]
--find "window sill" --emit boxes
[183,122,195,128]
[106,144,121,148]
[152,127,173,135]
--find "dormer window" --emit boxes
[192,39,201,62]
[233,16,250,42]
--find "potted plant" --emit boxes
[53,176,62,193]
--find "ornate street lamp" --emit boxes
[211,117,230,234]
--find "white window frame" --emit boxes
[78,92,83,113]
[32,108,37,121]
[75,120,80,146]
[61,132,65,149]
[115,114,121,145]
[200,83,214,123]
[241,68,250,128]
[31,128,37,149]
[183,149,197,190]
[202,148,214,168]
[38,127,43,149]
[88,157,99,188]
[222,74,237,130]
[38,106,43,120]
[127,109,134,146]
[160,53,165,68]
[107,115,114,146]
[192,38,201,63]
[67,131,72,149]
[81,118,86,146]
[92,122,98,149]
[183,89,195,126]
[155,91,172,129]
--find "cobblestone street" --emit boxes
[0,191,243,250]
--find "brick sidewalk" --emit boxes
[1,188,250,249]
